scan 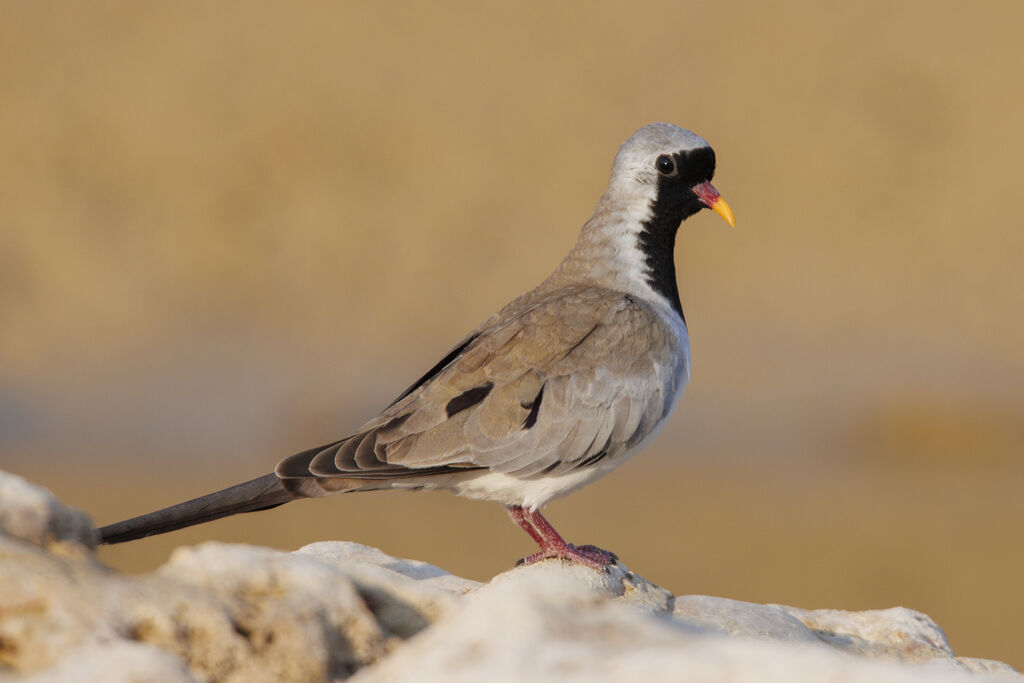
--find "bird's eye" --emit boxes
[655,155,676,175]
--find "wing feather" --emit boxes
[276,286,682,486]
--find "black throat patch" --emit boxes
[635,147,716,319]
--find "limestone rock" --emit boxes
[673,594,821,642]
[0,471,95,549]
[956,659,1024,679]
[10,642,198,683]
[295,541,480,637]
[140,542,396,681]
[0,537,395,682]
[0,537,112,673]
[488,557,676,615]
[777,604,954,661]
[0,468,1019,682]
[351,563,1008,683]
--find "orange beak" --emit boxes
[692,181,736,228]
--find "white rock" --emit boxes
[297,541,480,636]
[11,642,197,683]
[777,605,954,661]
[0,537,394,681]
[0,471,95,549]
[352,562,701,683]
[144,541,395,681]
[956,659,1024,679]
[488,557,676,615]
[673,594,821,642]
[351,562,1010,683]
[0,537,113,673]
[297,541,480,591]
[0,469,1018,682]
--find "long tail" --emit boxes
[97,473,295,545]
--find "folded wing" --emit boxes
[276,287,681,484]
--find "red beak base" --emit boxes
[692,180,735,227]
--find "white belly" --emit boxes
[448,463,618,510]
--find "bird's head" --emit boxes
[609,122,734,228]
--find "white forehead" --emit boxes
[610,122,710,182]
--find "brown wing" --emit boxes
[276,286,680,482]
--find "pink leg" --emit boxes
[507,505,546,546]
[506,505,617,570]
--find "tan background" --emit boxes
[2,0,1022,668]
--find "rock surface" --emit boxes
[0,469,1019,682]
[0,471,95,549]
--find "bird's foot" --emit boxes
[571,544,618,563]
[516,543,617,571]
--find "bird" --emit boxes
[97,122,735,569]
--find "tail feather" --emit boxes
[97,473,295,545]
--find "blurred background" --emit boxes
[2,0,1022,667]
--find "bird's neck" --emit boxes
[549,192,685,319]
[635,202,684,318]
